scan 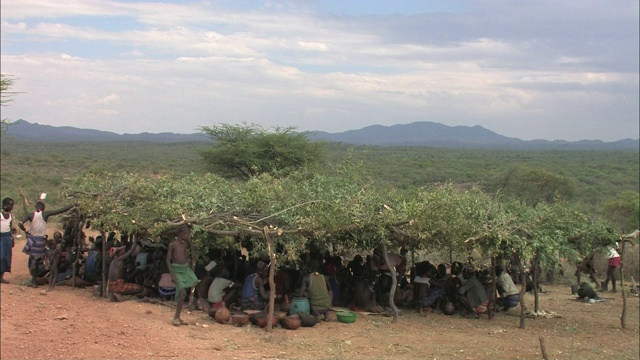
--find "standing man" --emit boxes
[18,200,74,287]
[167,225,199,326]
[601,244,621,293]
[1,197,15,284]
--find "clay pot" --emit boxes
[298,312,319,327]
[214,304,231,324]
[250,312,279,328]
[280,315,302,330]
[230,313,249,327]
[324,310,338,322]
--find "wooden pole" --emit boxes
[101,229,107,299]
[620,240,626,329]
[539,336,549,360]
[380,240,398,323]
[533,249,540,313]
[264,227,276,332]
[516,252,527,329]
[188,236,197,310]
[488,256,497,320]
[72,216,84,289]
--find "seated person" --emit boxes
[577,282,599,301]
[414,262,444,314]
[108,242,143,300]
[297,264,332,316]
[495,264,520,311]
[241,261,270,310]
[208,267,236,312]
[458,266,489,318]
[274,268,292,309]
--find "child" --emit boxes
[44,239,60,291]
[166,225,199,326]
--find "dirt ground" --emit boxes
[1,234,639,360]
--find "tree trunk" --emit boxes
[264,227,276,332]
[72,217,84,289]
[488,257,497,320]
[101,229,107,299]
[533,249,540,313]
[380,241,398,323]
[188,236,197,310]
[620,241,626,329]
[516,252,527,329]
[519,269,527,329]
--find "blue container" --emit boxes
[289,297,310,315]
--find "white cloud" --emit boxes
[0,0,637,141]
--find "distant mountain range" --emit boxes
[4,119,639,151]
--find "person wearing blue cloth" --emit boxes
[1,197,15,284]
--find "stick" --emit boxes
[539,336,549,360]
[264,226,276,332]
[620,241,627,329]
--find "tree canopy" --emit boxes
[498,166,576,207]
[199,123,326,180]
[1,73,18,135]
[67,155,620,270]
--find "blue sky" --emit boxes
[1,0,638,141]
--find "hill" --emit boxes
[4,120,208,142]
[5,119,638,151]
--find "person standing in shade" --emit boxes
[601,244,621,293]
[1,197,15,284]
[18,201,74,287]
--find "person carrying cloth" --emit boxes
[167,225,199,326]
[19,200,74,288]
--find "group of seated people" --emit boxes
[31,232,524,320]
[407,261,521,318]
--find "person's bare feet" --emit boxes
[172,318,188,326]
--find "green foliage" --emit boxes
[601,191,640,233]
[199,123,325,180]
[1,138,636,267]
[492,166,576,206]
[1,74,18,135]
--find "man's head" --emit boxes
[2,197,14,211]
[462,265,475,280]
[110,245,126,258]
[442,301,456,315]
[256,260,268,277]
[46,239,57,249]
[176,225,191,241]
[495,264,505,276]
[35,201,46,212]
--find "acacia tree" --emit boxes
[199,123,325,180]
[601,191,640,233]
[68,159,622,330]
[1,73,18,135]
[498,166,576,207]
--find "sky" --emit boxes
[1,0,638,142]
